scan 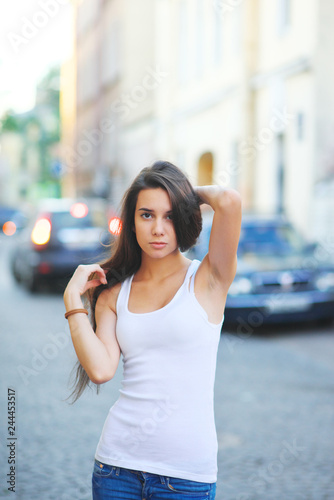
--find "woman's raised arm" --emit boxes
[195,186,242,290]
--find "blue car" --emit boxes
[10,198,116,292]
[187,211,334,326]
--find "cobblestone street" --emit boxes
[0,236,334,499]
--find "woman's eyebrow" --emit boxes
[138,208,172,213]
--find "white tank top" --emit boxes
[95,259,224,483]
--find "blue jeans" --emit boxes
[92,460,216,499]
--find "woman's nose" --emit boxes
[152,218,165,235]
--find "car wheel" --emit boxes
[11,260,22,283]
[24,269,39,293]
[53,277,68,294]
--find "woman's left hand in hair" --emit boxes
[194,185,232,210]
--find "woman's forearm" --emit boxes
[64,288,115,384]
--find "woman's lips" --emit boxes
[150,242,167,249]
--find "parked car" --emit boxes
[10,198,118,292]
[0,205,29,235]
[187,210,334,326]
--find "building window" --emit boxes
[297,112,305,141]
[231,7,241,55]
[276,133,285,214]
[101,21,121,86]
[196,0,204,77]
[277,0,291,36]
[213,4,222,65]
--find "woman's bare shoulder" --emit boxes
[97,282,122,315]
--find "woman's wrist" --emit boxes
[63,286,85,311]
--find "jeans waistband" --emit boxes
[128,468,167,483]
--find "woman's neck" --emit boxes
[136,250,190,282]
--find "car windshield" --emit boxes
[238,223,308,256]
[50,210,106,230]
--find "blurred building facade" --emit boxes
[59,35,77,199]
[63,0,334,242]
[0,131,24,205]
[0,68,62,204]
[61,0,158,207]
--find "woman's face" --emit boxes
[134,188,178,258]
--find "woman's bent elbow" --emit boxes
[217,189,242,211]
[89,370,114,385]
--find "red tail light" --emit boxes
[108,217,122,235]
[38,262,52,274]
[70,202,88,218]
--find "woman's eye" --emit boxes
[140,213,172,220]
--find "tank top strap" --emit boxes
[116,276,132,316]
[188,259,201,294]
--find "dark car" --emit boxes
[11,198,118,292]
[187,211,334,326]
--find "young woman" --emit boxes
[63,160,242,500]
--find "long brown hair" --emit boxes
[68,160,202,402]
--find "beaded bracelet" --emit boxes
[64,308,89,319]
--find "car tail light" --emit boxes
[31,218,52,246]
[3,221,16,236]
[108,217,122,235]
[70,202,88,218]
[38,262,52,274]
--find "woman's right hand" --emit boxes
[64,264,108,297]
